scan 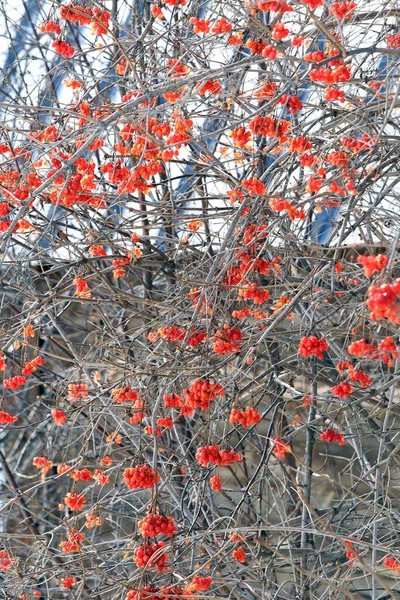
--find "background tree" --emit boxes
[1,0,400,599]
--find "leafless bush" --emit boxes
[1,0,400,599]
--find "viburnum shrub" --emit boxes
[1,0,400,597]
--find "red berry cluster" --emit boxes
[196,445,243,467]
[21,356,44,375]
[348,337,399,365]
[187,329,207,347]
[183,379,225,411]
[331,381,353,399]
[271,22,289,40]
[4,375,27,390]
[299,336,329,360]
[230,406,262,429]
[242,178,266,195]
[289,136,313,154]
[68,383,88,399]
[163,393,184,408]
[0,411,18,424]
[61,577,77,589]
[40,21,62,35]
[249,115,290,139]
[232,127,252,148]
[209,475,222,491]
[258,0,293,11]
[272,436,290,459]
[384,556,400,573]
[52,39,75,57]
[138,514,177,538]
[60,529,84,554]
[262,45,278,60]
[70,468,92,482]
[64,492,86,511]
[304,50,327,62]
[275,94,303,114]
[51,408,67,426]
[197,79,221,96]
[211,18,232,34]
[158,326,186,342]
[357,254,388,278]
[33,456,53,474]
[350,370,372,387]
[189,17,210,34]
[237,282,270,304]
[367,280,400,322]
[187,576,213,591]
[329,1,357,19]
[123,465,160,489]
[133,541,169,572]
[269,197,305,220]
[388,33,400,48]
[309,65,351,84]
[212,325,242,355]
[324,87,345,102]
[320,428,345,446]
[126,585,184,600]
[246,39,267,55]
[112,386,139,403]
[232,547,247,562]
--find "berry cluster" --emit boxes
[189,17,210,34]
[271,22,289,40]
[272,436,290,459]
[275,94,303,114]
[212,325,243,355]
[242,178,267,195]
[112,386,139,403]
[237,282,270,304]
[4,375,27,390]
[64,492,86,511]
[21,356,44,375]
[51,408,67,426]
[289,136,313,154]
[320,428,345,446]
[61,577,77,589]
[133,541,169,572]
[196,445,243,467]
[209,475,222,491]
[324,87,345,102]
[126,586,184,600]
[138,514,177,538]
[331,381,353,399]
[60,529,84,554]
[232,547,247,562]
[269,197,306,220]
[229,406,262,428]
[52,39,75,58]
[70,468,92,482]
[367,280,400,322]
[40,21,62,35]
[329,1,357,19]
[357,254,388,278]
[211,18,232,34]
[123,465,160,489]
[183,379,225,411]
[68,382,89,399]
[0,550,12,572]
[0,411,18,424]
[187,576,213,591]
[299,336,329,360]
